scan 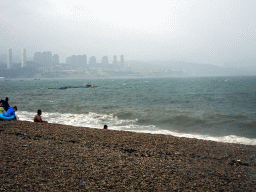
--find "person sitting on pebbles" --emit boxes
[103,125,108,129]
[34,109,48,123]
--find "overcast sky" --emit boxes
[1,0,256,65]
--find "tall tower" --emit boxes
[42,51,52,66]
[66,57,71,65]
[71,55,77,69]
[33,52,42,64]
[120,55,124,66]
[7,48,12,69]
[52,54,59,64]
[102,56,109,64]
[76,55,82,69]
[82,54,87,71]
[113,55,117,65]
[89,56,96,65]
[21,49,26,68]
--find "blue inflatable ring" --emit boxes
[0,113,16,120]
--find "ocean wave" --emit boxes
[15,110,256,146]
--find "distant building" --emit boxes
[33,52,42,64]
[66,56,71,65]
[82,54,87,70]
[102,56,109,64]
[52,54,59,64]
[33,51,54,69]
[21,49,26,68]
[76,55,82,69]
[120,55,124,65]
[41,51,52,66]
[113,55,117,65]
[66,54,87,70]
[71,55,77,69]
[65,55,77,69]
[89,56,96,65]
[7,48,12,69]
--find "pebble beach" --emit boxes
[1,121,256,191]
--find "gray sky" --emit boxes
[1,0,256,65]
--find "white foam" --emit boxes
[16,111,137,129]
[15,111,256,146]
[146,130,256,146]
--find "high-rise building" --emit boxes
[66,54,87,70]
[120,55,124,65]
[102,56,109,64]
[82,54,87,69]
[113,55,117,65]
[33,52,42,64]
[66,57,71,65]
[89,56,96,65]
[7,48,12,69]
[76,55,82,69]
[21,49,26,68]
[52,54,59,64]
[75,54,87,70]
[71,55,77,69]
[42,51,52,66]
[33,51,53,69]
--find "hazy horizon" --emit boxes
[1,0,256,67]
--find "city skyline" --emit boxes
[1,0,256,67]
[3,48,126,69]
[0,48,124,64]
[0,48,127,64]
[1,46,256,78]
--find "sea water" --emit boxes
[1,76,256,145]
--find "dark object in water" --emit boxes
[48,85,97,90]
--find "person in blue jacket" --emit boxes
[1,105,18,120]
[4,106,17,117]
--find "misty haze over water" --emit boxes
[1,0,256,74]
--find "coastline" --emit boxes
[1,121,256,191]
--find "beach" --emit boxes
[0,121,256,191]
